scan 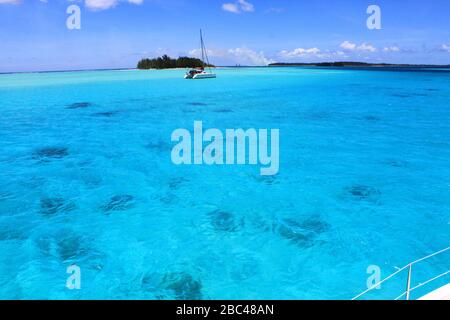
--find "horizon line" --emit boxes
[2,62,450,75]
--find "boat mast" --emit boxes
[200,29,205,68]
[200,29,212,72]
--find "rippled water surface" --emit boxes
[0,68,449,299]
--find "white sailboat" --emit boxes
[184,30,216,79]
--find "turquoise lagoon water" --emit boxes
[0,67,449,299]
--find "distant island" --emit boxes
[269,61,450,68]
[137,55,214,70]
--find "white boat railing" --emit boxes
[353,247,450,300]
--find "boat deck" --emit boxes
[419,283,450,300]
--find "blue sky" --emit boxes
[1,0,450,72]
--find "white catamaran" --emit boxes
[184,30,216,79]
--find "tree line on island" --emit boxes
[137,55,214,70]
[269,61,450,68]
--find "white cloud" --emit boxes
[441,44,450,53]
[228,47,272,65]
[0,0,144,10]
[279,47,321,58]
[278,47,348,60]
[189,48,227,59]
[383,46,401,52]
[0,0,21,4]
[85,0,117,10]
[222,0,254,14]
[222,3,240,13]
[340,41,357,50]
[357,43,377,52]
[85,0,143,11]
[238,0,254,12]
[340,41,377,52]
[189,47,273,66]
[316,50,348,59]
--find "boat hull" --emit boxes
[192,73,216,79]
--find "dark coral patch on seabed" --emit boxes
[346,185,381,200]
[168,177,189,190]
[161,272,203,300]
[40,197,76,216]
[214,108,234,113]
[364,115,381,122]
[56,235,90,261]
[252,174,279,185]
[208,210,244,232]
[91,111,119,117]
[35,233,104,269]
[101,195,135,213]
[187,102,209,106]
[32,147,69,161]
[383,159,408,168]
[392,92,430,98]
[275,215,330,247]
[0,224,28,241]
[146,140,171,152]
[66,102,92,109]
[0,191,13,201]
